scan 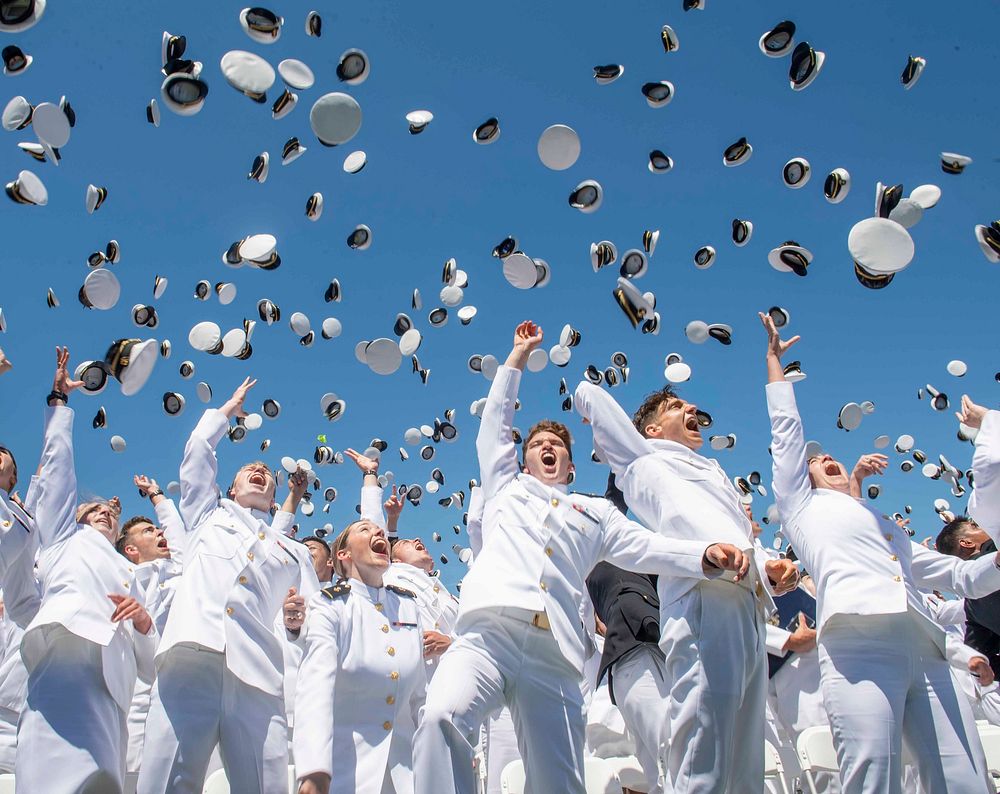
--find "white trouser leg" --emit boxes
[16,626,126,794]
[218,663,289,794]
[136,646,223,794]
[506,622,586,794]
[660,580,766,794]
[613,646,669,794]
[899,625,990,794]
[126,679,152,774]
[0,706,18,773]
[485,708,519,794]
[819,614,909,794]
[414,622,509,794]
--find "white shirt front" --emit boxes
[158,408,319,697]
[766,380,1000,649]
[574,380,776,613]
[294,579,426,794]
[461,365,716,675]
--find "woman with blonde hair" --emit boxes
[294,467,427,794]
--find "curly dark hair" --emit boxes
[632,385,679,437]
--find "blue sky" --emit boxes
[1,1,997,588]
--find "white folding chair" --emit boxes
[499,759,526,794]
[583,757,622,794]
[603,755,645,790]
[796,725,839,794]
[977,723,1000,793]
[202,768,231,794]
[500,758,621,794]
[0,773,14,794]
[764,740,790,794]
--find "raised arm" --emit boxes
[599,503,750,582]
[848,453,890,500]
[294,595,339,794]
[345,449,387,528]
[961,397,1000,543]
[760,313,813,524]
[135,474,189,563]
[180,378,255,530]
[34,348,86,549]
[477,321,541,498]
[467,485,485,556]
[573,381,653,476]
[911,541,1000,599]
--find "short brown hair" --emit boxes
[632,385,679,437]
[522,420,573,461]
[115,515,154,555]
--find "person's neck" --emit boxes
[350,565,386,588]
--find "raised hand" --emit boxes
[344,447,379,476]
[52,347,85,399]
[758,312,800,361]
[384,485,404,534]
[288,468,308,501]
[134,474,159,496]
[505,320,544,370]
[852,453,889,482]
[221,377,257,420]
[956,395,988,430]
[703,543,749,581]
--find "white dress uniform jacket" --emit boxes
[574,380,777,611]
[970,410,1000,542]
[384,562,459,672]
[767,379,998,794]
[295,579,426,794]
[23,406,156,710]
[156,407,318,695]
[463,365,719,675]
[766,381,1000,644]
[18,405,156,794]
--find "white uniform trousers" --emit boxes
[0,706,17,773]
[414,608,586,794]
[659,578,766,794]
[16,625,127,794]
[136,645,288,794]
[613,645,668,794]
[818,612,991,794]
[485,707,519,794]
[126,679,152,774]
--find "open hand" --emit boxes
[344,448,379,475]
[52,347,85,397]
[758,312,800,361]
[221,377,256,420]
[852,453,889,482]
[134,474,159,496]
[956,395,988,431]
[512,320,543,353]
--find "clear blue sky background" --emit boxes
[1,0,997,588]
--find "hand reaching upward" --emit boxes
[505,320,543,370]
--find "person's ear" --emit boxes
[644,422,659,438]
[125,543,140,562]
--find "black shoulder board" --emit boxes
[321,581,351,600]
[386,583,416,598]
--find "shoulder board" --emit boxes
[386,583,417,598]
[320,582,351,600]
